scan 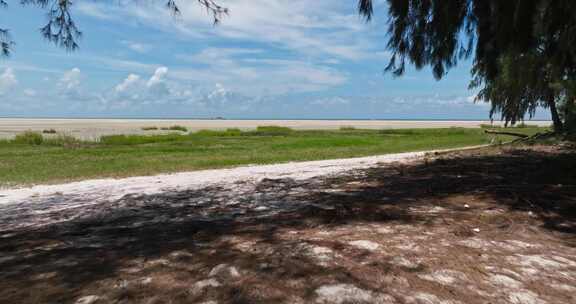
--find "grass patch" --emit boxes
[100,133,189,145]
[0,127,548,186]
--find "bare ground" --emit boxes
[0,144,575,304]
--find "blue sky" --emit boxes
[0,0,549,119]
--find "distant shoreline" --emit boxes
[0,118,551,140]
[0,117,552,122]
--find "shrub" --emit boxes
[161,125,188,132]
[252,126,293,136]
[14,131,44,145]
[141,126,159,131]
[42,128,57,134]
[339,126,357,131]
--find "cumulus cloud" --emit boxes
[115,74,141,93]
[59,68,81,92]
[0,68,18,95]
[146,67,168,88]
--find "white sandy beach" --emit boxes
[0,118,550,139]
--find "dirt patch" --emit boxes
[0,144,575,303]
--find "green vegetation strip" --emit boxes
[0,126,547,187]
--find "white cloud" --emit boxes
[172,48,347,95]
[146,67,168,88]
[59,67,81,91]
[0,68,18,95]
[77,0,383,60]
[121,40,151,53]
[312,96,350,106]
[23,89,37,97]
[115,74,141,93]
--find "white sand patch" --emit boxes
[507,290,545,304]
[395,241,420,252]
[418,270,467,285]
[208,264,241,279]
[349,240,380,251]
[75,295,101,304]
[404,292,460,304]
[390,257,420,269]
[489,274,523,289]
[0,146,485,206]
[192,278,221,291]
[376,227,395,234]
[315,284,394,304]
[549,283,576,292]
[512,254,573,270]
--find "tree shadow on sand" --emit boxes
[0,145,575,303]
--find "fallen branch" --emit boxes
[484,129,529,138]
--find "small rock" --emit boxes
[75,295,100,304]
[464,204,470,208]
[472,228,480,233]
[349,240,380,251]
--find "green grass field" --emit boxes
[0,126,548,187]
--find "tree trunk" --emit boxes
[547,92,564,133]
[484,130,529,138]
[565,97,576,136]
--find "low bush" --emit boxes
[14,131,44,145]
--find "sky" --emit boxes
[0,0,549,120]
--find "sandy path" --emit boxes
[0,146,484,206]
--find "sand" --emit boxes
[0,118,551,139]
[0,145,485,205]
